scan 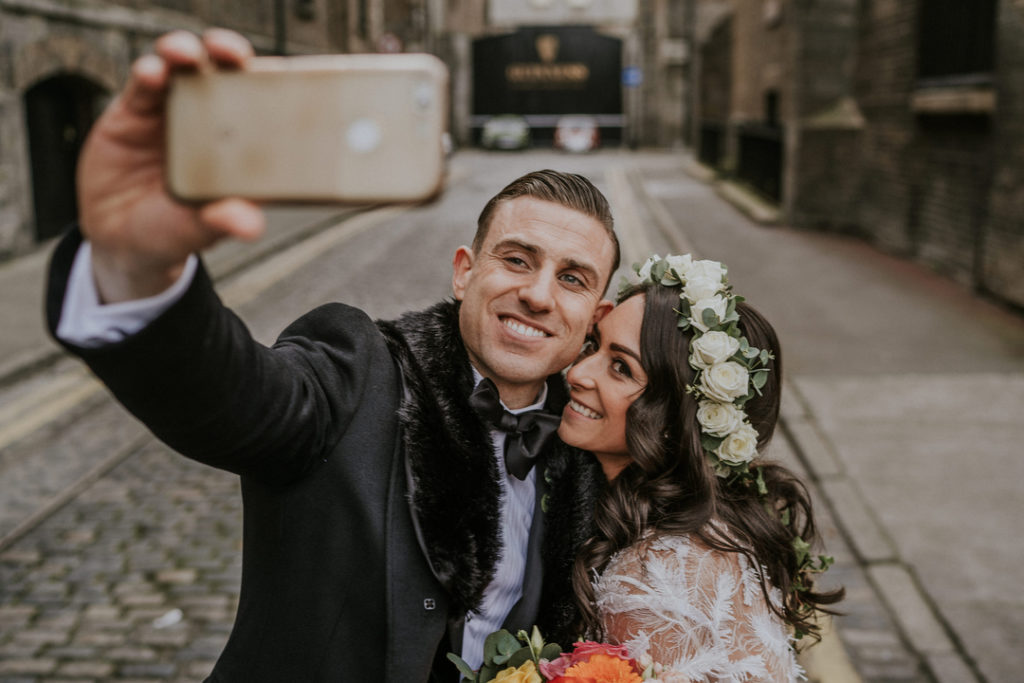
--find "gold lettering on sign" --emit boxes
[536,34,559,63]
[505,63,590,88]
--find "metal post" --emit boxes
[274,0,287,55]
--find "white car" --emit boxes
[554,115,599,153]
[481,115,531,150]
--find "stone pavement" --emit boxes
[2,149,1023,682]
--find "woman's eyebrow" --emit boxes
[609,342,641,364]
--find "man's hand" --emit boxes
[78,29,266,303]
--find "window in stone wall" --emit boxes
[917,0,996,86]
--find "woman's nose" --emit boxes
[567,355,598,389]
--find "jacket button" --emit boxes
[423,598,436,610]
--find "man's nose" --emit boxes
[517,270,557,312]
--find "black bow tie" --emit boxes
[468,378,560,480]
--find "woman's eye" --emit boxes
[611,359,632,378]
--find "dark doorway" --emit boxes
[24,74,107,241]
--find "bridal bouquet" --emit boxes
[449,626,670,683]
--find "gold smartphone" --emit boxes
[166,54,449,204]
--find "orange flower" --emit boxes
[561,653,644,683]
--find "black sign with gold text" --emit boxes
[473,26,622,119]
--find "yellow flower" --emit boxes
[488,659,542,683]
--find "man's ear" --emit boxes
[592,298,614,323]
[451,246,475,301]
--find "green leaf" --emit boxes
[780,508,791,526]
[752,369,768,390]
[447,653,478,681]
[702,307,720,328]
[792,536,811,566]
[540,643,563,660]
[756,467,768,495]
[651,260,668,283]
[506,647,534,667]
[701,434,724,452]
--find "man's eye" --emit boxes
[505,257,527,267]
[580,336,597,356]
[560,273,583,286]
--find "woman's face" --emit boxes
[559,294,648,479]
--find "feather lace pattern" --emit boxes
[594,532,803,682]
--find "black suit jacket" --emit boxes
[46,228,602,682]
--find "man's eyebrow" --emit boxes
[610,342,642,364]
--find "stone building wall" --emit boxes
[853,0,1014,302]
[0,0,350,259]
[983,1,1024,307]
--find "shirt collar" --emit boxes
[471,368,548,415]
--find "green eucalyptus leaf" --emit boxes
[702,308,720,328]
[752,370,768,390]
[792,536,811,565]
[702,434,724,452]
[506,647,533,668]
[447,653,478,681]
[780,508,791,526]
[540,643,563,660]
[651,260,668,282]
[756,467,768,495]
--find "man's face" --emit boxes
[452,196,615,408]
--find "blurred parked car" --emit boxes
[554,115,600,153]
[481,115,531,150]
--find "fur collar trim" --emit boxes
[377,300,601,626]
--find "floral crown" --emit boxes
[623,254,834,634]
[624,253,772,482]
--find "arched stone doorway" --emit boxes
[23,74,108,241]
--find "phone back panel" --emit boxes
[166,54,448,203]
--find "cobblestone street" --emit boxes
[1,440,241,681]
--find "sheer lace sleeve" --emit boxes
[594,533,802,682]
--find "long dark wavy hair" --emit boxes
[572,283,843,643]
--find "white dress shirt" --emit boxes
[57,243,542,670]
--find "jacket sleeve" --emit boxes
[45,226,393,484]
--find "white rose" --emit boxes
[636,254,660,281]
[688,259,727,283]
[682,276,725,304]
[689,294,729,332]
[696,400,746,437]
[714,422,760,465]
[690,331,740,368]
[698,361,750,402]
[664,254,693,280]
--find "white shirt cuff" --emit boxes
[55,241,198,348]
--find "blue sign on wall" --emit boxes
[622,66,642,87]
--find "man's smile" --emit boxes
[500,316,551,338]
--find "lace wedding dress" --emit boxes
[594,531,803,682]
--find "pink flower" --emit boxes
[539,654,571,678]
[568,641,634,665]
